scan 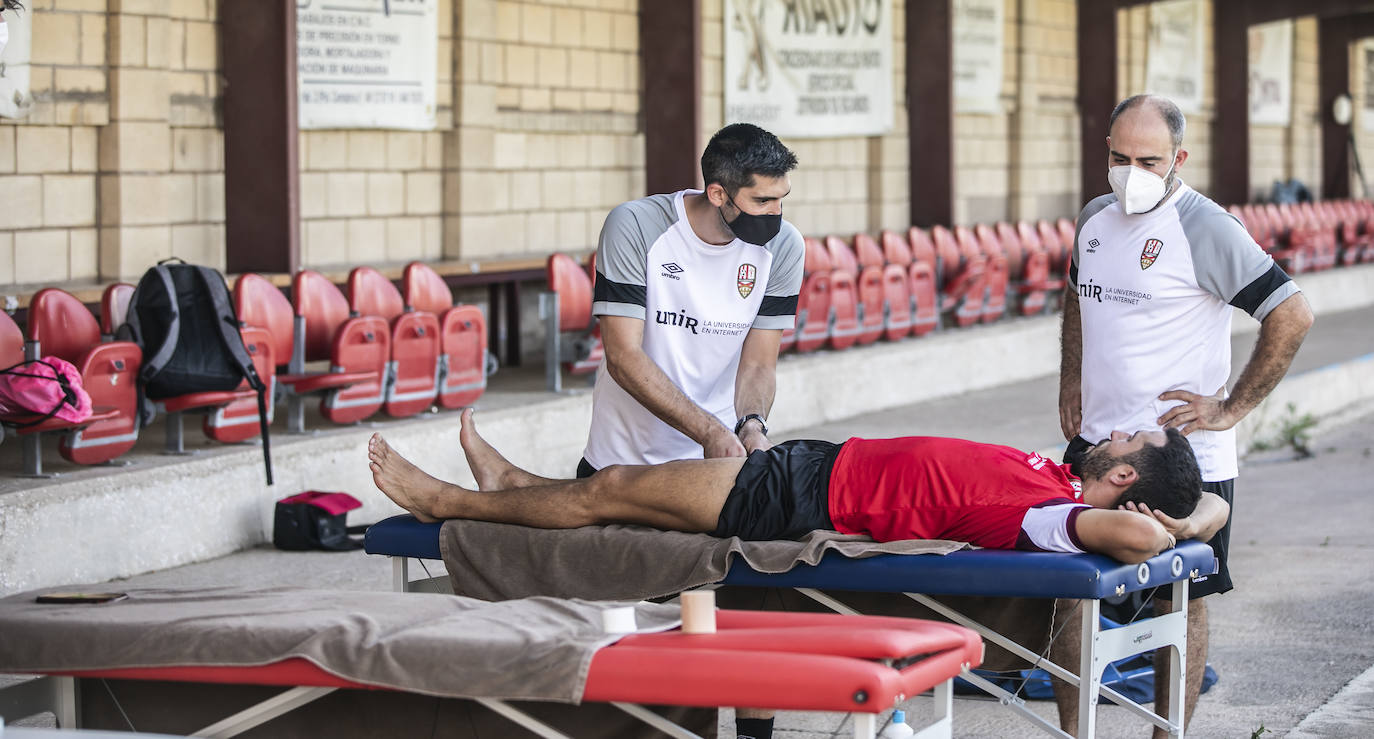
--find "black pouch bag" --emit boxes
[273,491,367,551]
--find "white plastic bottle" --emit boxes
[878,709,915,738]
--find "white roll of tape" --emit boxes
[601,606,638,634]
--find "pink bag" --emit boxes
[0,357,93,425]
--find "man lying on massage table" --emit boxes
[368,410,1230,738]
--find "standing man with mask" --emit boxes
[581,123,803,470]
[1056,94,1313,736]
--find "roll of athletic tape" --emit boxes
[680,589,717,634]
[601,606,638,634]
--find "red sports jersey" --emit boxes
[827,437,1088,550]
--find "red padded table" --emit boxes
[2,609,982,739]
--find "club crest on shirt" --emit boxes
[737,264,757,298]
[1140,238,1164,270]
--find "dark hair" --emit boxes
[700,123,798,194]
[1109,94,1186,149]
[2,1,24,12]
[1116,428,1202,517]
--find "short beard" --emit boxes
[1074,441,1122,481]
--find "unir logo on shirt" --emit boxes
[737,264,757,298]
[1140,238,1164,270]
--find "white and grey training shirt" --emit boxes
[583,189,804,468]
[1070,182,1299,481]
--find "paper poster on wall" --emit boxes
[296,0,437,130]
[723,0,893,138]
[1248,20,1292,126]
[1363,42,1374,132]
[1144,0,1204,114]
[953,0,1003,114]
[0,8,34,119]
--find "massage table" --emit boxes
[365,515,1217,739]
[0,592,981,739]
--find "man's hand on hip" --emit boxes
[703,425,747,458]
[1157,386,1237,435]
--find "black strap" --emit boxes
[0,359,79,428]
[193,265,274,486]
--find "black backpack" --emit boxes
[120,259,273,485]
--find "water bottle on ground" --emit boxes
[878,709,915,738]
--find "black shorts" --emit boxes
[712,440,840,540]
[1064,436,1235,600]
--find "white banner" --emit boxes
[1362,42,1374,132]
[724,0,892,139]
[1248,20,1292,126]
[1145,0,1204,114]
[953,0,1003,114]
[296,0,437,130]
[0,9,34,119]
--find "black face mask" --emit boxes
[723,196,782,246]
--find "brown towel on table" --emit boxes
[439,521,1055,671]
[0,586,680,704]
[438,520,964,601]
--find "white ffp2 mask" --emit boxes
[1108,163,1173,215]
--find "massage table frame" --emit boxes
[0,610,981,739]
[364,516,1216,739]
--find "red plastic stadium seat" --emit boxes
[546,252,603,376]
[1036,219,1067,276]
[995,222,1026,280]
[907,227,938,274]
[0,310,22,366]
[935,226,985,328]
[827,269,860,350]
[349,266,442,418]
[973,225,1007,323]
[790,238,833,353]
[202,326,276,444]
[881,229,913,267]
[99,283,135,339]
[829,236,883,345]
[908,260,939,336]
[12,288,141,471]
[403,262,488,409]
[293,270,390,425]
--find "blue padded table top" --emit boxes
[365,515,444,559]
[723,541,1216,600]
[364,515,1216,601]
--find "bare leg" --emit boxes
[459,408,556,490]
[1049,598,1083,735]
[1152,597,1208,739]
[369,434,744,532]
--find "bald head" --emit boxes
[1109,95,1186,149]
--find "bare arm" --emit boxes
[1073,508,1175,564]
[1122,491,1230,543]
[1158,292,1314,434]
[1058,286,1083,441]
[600,315,744,458]
[733,327,782,453]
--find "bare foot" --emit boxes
[459,408,525,490]
[367,434,453,523]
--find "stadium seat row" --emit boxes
[0,263,488,476]
[1229,199,1374,273]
